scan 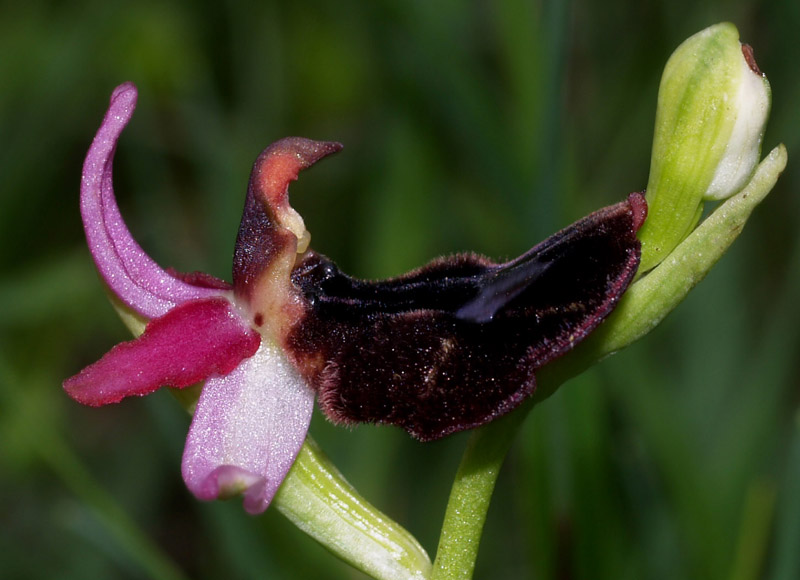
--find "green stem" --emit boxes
[431,407,529,579]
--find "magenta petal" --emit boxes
[82,83,227,318]
[64,297,260,406]
[181,341,314,514]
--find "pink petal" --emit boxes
[64,297,260,406]
[181,340,314,514]
[81,83,227,318]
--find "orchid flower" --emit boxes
[64,83,330,513]
[65,81,647,515]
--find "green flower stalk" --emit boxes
[637,22,771,272]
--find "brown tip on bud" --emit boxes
[742,44,763,76]
[628,191,648,232]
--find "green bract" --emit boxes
[637,23,771,272]
[276,439,432,580]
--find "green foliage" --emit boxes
[1,1,798,578]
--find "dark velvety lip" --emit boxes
[287,192,646,441]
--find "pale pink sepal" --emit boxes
[64,297,260,406]
[81,82,227,319]
[181,340,314,514]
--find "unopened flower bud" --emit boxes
[637,23,771,272]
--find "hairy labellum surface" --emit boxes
[285,192,646,441]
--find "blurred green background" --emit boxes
[1,1,798,578]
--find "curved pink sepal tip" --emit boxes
[81,82,227,319]
[182,341,314,514]
[64,298,260,406]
